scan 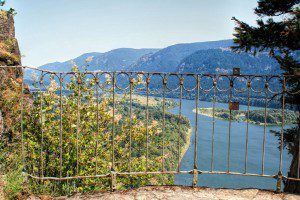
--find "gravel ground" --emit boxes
[27,186,300,200]
[0,175,5,200]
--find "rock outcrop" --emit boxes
[0,10,21,66]
[0,10,22,144]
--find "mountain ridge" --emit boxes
[177,48,280,74]
[37,39,281,75]
[39,48,159,72]
[128,39,234,72]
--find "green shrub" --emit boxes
[3,155,26,200]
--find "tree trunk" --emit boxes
[284,150,300,193]
[284,122,300,193]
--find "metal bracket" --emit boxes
[213,79,216,86]
[163,77,167,85]
[180,78,184,85]
[95,78,99,85]
[146,76,151,84]
[130,77,134,84]
[192,169,198,187]
[276,171,282,193]
[233,68,240,75]
[77,77,82,84]
[110,170,117,191]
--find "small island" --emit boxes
[193,108,298,126]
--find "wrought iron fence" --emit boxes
[0,65,299,192]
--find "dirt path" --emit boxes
[57,186,300,200]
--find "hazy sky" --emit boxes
[4,0,258,66]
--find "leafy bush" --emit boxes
[3,158,25,200]
[2,66,190,196]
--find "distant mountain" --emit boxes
[177,49,281,74]
[36,39,281,76]
[39,48,159,72]
[27,39,284,108]
[129,39,234,72]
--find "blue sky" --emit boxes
[4,0,258,66]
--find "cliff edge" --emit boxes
[0,10,23,199]
[0,10,21,66]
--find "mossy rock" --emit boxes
[0,10,8,20]
[0,10,21,66]
[0,39,21,65]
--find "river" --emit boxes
[169,99,293,190]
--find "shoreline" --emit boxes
[192,108,296,126]
[179,127,193,161]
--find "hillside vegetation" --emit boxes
[37,39,280,75]
[177,49,280,74]
[1,66,191,198]
[194,108,298,125]
[39,48,159,72]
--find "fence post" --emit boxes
[276,171,282,193]
[192,169,198,187]
[21,66,25,172]
[192,75,200,188]
[111,72,117,192]
[277,77,285,193]
[110,170,117,191]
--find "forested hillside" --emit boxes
[37,39,281,75]
[177,49,280,74]
[128,40,234,72]
[39,48,159,72]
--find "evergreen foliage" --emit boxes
[232,0,300,193]
[0,0,5,7]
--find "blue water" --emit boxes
[169,99,293,190]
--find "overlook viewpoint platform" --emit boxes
[51,186,300,200]
[1,66,299,197]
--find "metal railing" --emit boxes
[0,66,299,192]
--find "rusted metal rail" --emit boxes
[0,65,299,192]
